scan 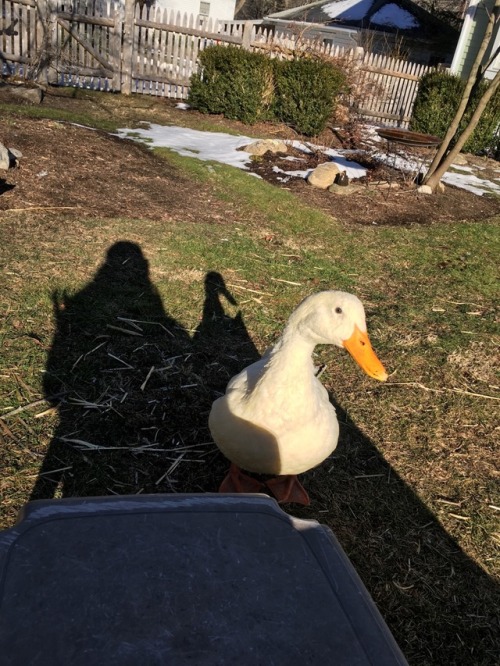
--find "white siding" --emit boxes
[151,0,236,20]
[451,0,499,80]
[485,22,499,80]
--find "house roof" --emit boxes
[267,0,458,41]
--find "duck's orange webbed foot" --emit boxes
[219,463,266,494]
[264,475,310,506]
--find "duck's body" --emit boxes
[210,338,338,476]
[209,291,387,503]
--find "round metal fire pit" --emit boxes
[376,128,441,148]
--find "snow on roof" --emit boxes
[322,0,420,29]
[322,0,374,21]
[371,4,420,29]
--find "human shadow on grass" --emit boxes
[30,251,258,500]
[30,241,193,500]
[30,252,498,664]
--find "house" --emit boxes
[263,0,459,66]
[150,0,236,21]
[450,0,500,80]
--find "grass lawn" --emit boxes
[0,90,499,665]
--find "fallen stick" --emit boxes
[228,284,272,296]
[106,324,143,337]
[2,206,80,212]
[386,381,499,401]
[140,366,155,391]
[2,393,66,419]
[270,277,303,286]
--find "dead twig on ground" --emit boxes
[106,324,143,337]
[2,393,66,418]
[2,206,80,212]
[387,381,500,401]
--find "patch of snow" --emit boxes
[441,172,500,197]
[450,165,474,173]
[373,149,417,173]
[116,124,254,170]
[116,122,500,196]
[323,0,374,21]
[322,150,367,178]
[176,102,190,110]
[371,4,420,29]
[273,165,311,179]
[289,141,314,154]
[289,140,367,179]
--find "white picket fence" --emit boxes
[0,0,434,126]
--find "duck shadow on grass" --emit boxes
[30,242,498,665]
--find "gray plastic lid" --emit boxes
[0,494,407,665]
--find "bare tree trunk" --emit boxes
[424,69,500,191]
[423,0,500,187]
[235,0,247,16]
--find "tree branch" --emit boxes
[423,0,500,186]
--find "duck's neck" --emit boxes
[267,326,316,375]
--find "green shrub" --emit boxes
[410,71,500,156]
[272,58,346,136]
[467,80,500,157]
[189,47,347,136]
[188,46,274,124]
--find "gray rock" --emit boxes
[0,84,43,104]
[452,153,468,166]
[369,180,400,190]
[307,162,341,189]
[244,139,288,156]
[0,142,10,170]
[0,143,22,169]
[328,183,361,195]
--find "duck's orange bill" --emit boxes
[342,325,388,381]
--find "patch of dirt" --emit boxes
[0,91,499,227]
[249,145,500,226]
[0,117,223,223]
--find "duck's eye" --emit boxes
[335,307,343,314]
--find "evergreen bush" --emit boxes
[188,46,274,124]
[410,71,500,156]
[272,57,346,136]
[189,47,346,136]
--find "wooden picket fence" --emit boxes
[0,0,433,126]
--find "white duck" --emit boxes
[209,291,388,505]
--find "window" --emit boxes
[199,1,210,16]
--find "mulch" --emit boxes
[1,115,499,226]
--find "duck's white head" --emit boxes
[286,291,388,381]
